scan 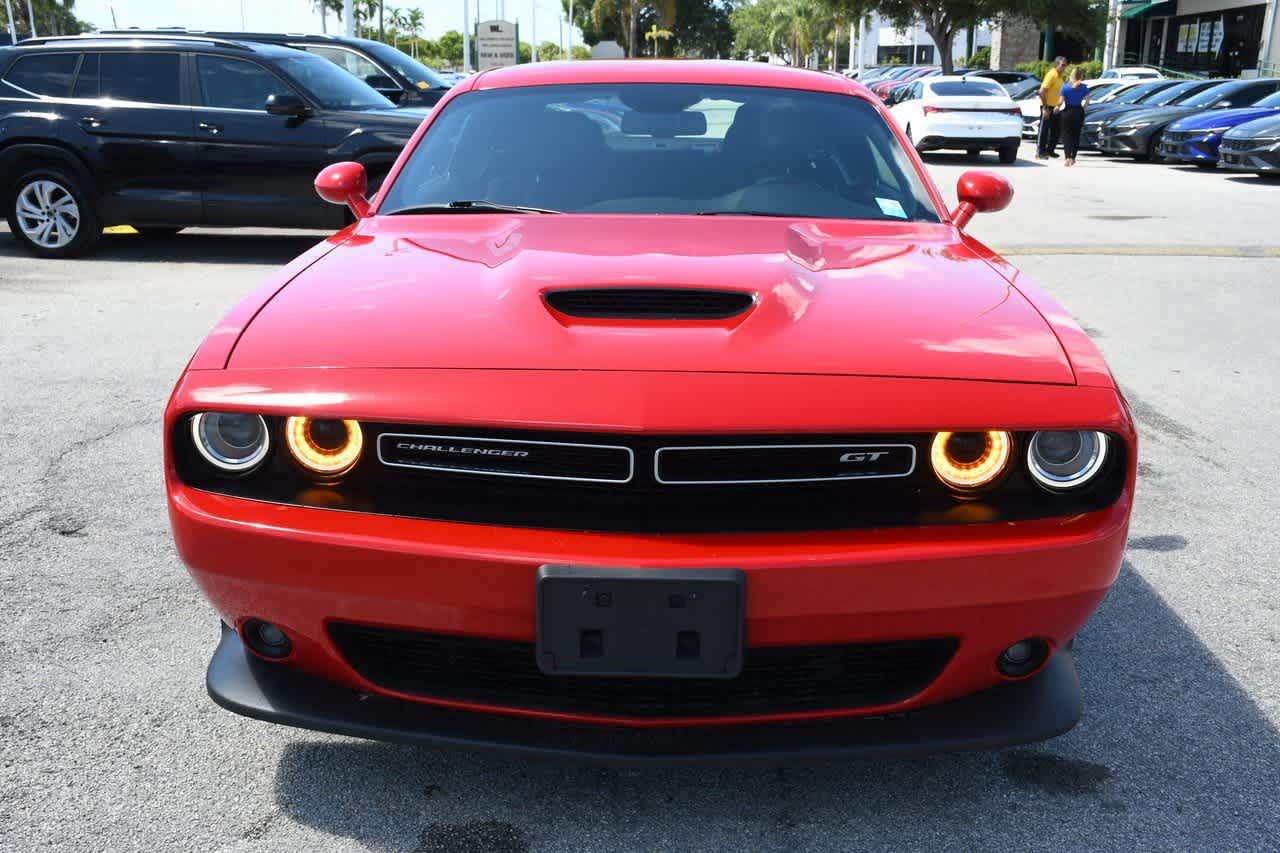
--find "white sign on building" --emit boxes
[476,20,518,70]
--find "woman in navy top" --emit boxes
[1058,68,1091,166]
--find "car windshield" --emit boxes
[1111,82,1169,104]
[360,41,451,90]
[1006,79,1040,99]
[275,54,393,110]
[380,83,940,222]
[1181,82,1243,108]
[1147,81,1203,105]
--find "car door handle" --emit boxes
[198,122,223,135]
[79,116,104,129]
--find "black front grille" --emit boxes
[330,623,957,719]
[378,432,633,483]
[545,288,755,320]
[656,443,915,484]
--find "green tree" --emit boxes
[436,30,465,67]
[875,0,991,74]
[2,0,92,36]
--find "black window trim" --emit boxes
[191,51,309,113]
[0,50,84,101]
[65,48,190,108]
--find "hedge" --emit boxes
[1016,59,1104,81]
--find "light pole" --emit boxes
[24,0,35,37]
[463,0,472,72]
[531,1,536,61]
[567,0,573,59]
[5,0,17,43]
[344,0,354,37]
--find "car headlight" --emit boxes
[930,431,1011,491]
[1111,121,1151,131]
[285,416,364,476]
[190,412,270,474]
[1027,431,1109,491]
[1203,127,1230,135]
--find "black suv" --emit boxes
[103,30,454,108]
[0,35,429,257]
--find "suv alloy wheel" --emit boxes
[7,169,102,258]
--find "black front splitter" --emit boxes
[207,624,1082,766]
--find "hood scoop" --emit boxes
[544,287,756,321]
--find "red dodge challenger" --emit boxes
[165,60,1135,764]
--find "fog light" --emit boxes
[243,619,292,659]
[997,638,1049,678]
[285,416,363,476]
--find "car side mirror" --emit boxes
[315,161,370,218]
[266,93,310,117]
[951,171,1013,230]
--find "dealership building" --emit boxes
[1109,0,1279,75]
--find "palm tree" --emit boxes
[406,8,424,58]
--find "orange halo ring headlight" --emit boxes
[284,416,364,477]
[930,430,1012,491]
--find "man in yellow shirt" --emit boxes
[1037,56,1068,160]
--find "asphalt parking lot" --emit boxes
[1,142,1278,851]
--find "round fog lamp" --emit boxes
[1028,430,1108,490]
[285,416,364,476]
[190,412,270,474]
[930,430,1012,491]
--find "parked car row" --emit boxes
[1078,76,1280,176]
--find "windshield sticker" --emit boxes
[417,80,429,90]
[876,197,907,219]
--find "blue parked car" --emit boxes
[1159,90,1280,167]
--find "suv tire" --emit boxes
[998,145,1018,164]
[6,168,101,258]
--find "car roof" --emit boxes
[466,60,860,96]
[10,33,293,56]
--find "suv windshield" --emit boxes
[360,41,451,90]
[275,53,392,110]
[380,84,940,222]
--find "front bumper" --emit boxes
[1097,127,1151,153]
[1218,140,1280,173]
[208,623,1084,765]
[1160,134,1221,164]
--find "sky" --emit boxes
[73,1,581,48]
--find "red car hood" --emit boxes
[228,216,1074,384]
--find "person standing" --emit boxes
[1058,67,1091,167]
[1036,56,1067,160]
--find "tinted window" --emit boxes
[2,52,79,98]
[97,52,182,104]
[381,84,940,223]
[273,53,391,110]
[929,80,1004,97]
[1227,82,1280,106]
[1255,91,1280,108]
[304,46,384,82]
[1147,81,1201,105]
[360,41,451,90]
[198,55,290,110]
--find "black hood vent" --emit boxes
[545,288,755,320]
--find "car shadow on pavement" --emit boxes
[0,229,327,265]
[270,560,1279,851]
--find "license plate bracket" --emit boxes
[536,566,744,679]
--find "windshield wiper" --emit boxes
[384,200,562,215]
[694,209,795,217]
